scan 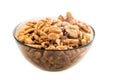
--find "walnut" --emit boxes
[66,28,78,38]
[58,15,64,21]
[48,33,60,40]
[26,21,37,27]
[48,26,62,34]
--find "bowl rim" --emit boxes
[13,22,95,51]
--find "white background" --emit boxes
[0,0,120,80]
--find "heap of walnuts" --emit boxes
[17,12,93,50]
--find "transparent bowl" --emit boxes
[13,19,95,71]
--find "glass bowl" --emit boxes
[13,19,95,71]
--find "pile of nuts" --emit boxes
[15,12,94,71]
[16,12,92,50]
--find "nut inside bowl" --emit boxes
[13,12,95,71]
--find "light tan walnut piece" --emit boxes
[48,33,60,40]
